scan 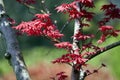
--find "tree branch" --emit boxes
[60,20,70,33]
[87,40,120,60]
[0,1,31,80]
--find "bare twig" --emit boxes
[60,20,70,33]
[41,0,50,14]
[23,3,46,13]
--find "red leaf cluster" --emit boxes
[56,2,82,19]
[54,42,72,49]
[56,1,94,20]
[100,25,120,36]
[98,25,120,43]
[53,53,87,65]
[81,10,94,21]
[73,32,94,40]
[101,3,116,11]
[14,14,63,39]
[50,72,68,80]
[56,72,68,80]
[75,0,94,8]
[99,3,120,25]
[16,0,36,4]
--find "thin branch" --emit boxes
[87,40,120,60]
[60,20,70,33]
[23,3,46,13]
[41,0,50,14]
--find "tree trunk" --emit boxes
[71,2,86,80]
[0,1,31,80]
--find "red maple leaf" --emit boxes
[14,14,63,39]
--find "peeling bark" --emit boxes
[71,17,82,80]
[0,1,31,80]
[71,1,86,80]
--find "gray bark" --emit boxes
[0,1,31,80]
[71,2,86,80]
[71,17,82,80]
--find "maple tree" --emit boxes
[1,0,120,80]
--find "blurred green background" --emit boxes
[0,0,120,80]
